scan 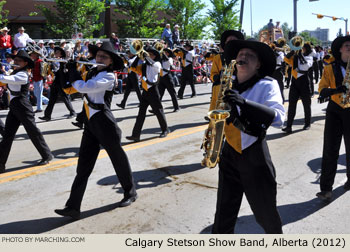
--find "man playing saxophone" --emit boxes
[316,35,350,201]
[212,39,285,234]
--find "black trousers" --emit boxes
[158,74,179,110]
[320,101,350,191]
[212,141,282,234]
[178,65,196,98]
[119,73,141,106]
[44,84,75,118]
[65,109,136,211]
[286,75,312,128]
[272,68,285,103]
[318,60,324,78]
[0,118,4,136]
[131,85,168,137]
[286,67,292,87]
[0,97,52,165]
[313,61,319,83]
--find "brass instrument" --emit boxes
[154,41,164,57]
[130,40,148,60]
[45,58,107,67]
[41,61,49,78]
[289,35,304,51]
[201,60,236,168]
[1,62,20,68]
[340,58,350,108]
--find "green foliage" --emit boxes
[207,0,241,40]
[36,0,106,38]
[299,31,322,46]
[113,0,166,38]
[167,0,209,40]
[0,0,9,27]
[281,22,292,40]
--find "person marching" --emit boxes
[39,47,76,121]
[0,50,53,174]
[158,47,180,112]
[116,50,142,109]
[209,30,244,112]
[212,39,285,234]
[54,42,137,219]
[126,46,170,142]
[271,40,285,103]
[316,36,350,201]
[174,41,196,99]
[282,43,313,133]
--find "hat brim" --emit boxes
[220,30,245,50]
[11,55,34,69]
[163,48,175,58]
[146,47,161,62]
[331,36,350,60]
[224,40,276,77]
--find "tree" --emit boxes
[168,0,209,40]
[113,0,166,38]
[299,31,322,46]
[0,0,9,27]
[207,0,240,40]
[281,22,292,40]
[35,0,106,38]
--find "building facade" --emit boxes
[303,27,329,42]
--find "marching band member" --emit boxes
[54,42,137,219]
[282,43,313,133]
[212,39,285,234]
[126,46,170,142]
[316,36,350,201]
[116,50,142,109]
[158,48,180,112]
[209,30,244,111]
[174,41,196,99]
[0,50,53,174]
[271,41,285,103]
[39,47,76,121]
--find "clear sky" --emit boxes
[201,0,349,41]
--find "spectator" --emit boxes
[13,27,34,51]
[0,27,13,63]
[172,24,180,46]
[47,40,55,58]
[161,24,173,49]
[37,40,48,58]
[110,33,120,51]
[267,19,274,42]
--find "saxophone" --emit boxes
[201,60,236,168]
[340,58,350,108]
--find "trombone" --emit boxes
[44,58,107,67]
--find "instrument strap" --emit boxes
[332,61,344,88]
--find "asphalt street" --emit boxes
[0,82,349,234]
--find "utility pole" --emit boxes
[239,0,244,32]
[293,0,297,33]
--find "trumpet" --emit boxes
[45,58,107,67]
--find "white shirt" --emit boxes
[72,71,115,119]
[236,77,285,151]
[184,50,194,67]
[162,57,173,76]
[14,32,34,48]
[0,71,29,101]
[275,51,284,68]
[145,62,161,89]
[297,55,313,78]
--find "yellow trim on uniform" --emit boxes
[225,123,242,154]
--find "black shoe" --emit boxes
[316,191,332,201]
[116,103,125,109]
[34,109,43,113]
[67,112,76,118]
[204,116,210,121]
[38,154,54,166]
[177,95,183,99]
[173,108,180,112]
[55,207,81,219]
[148,109,154,114]
[344,181,350,191]
[191,94,196,98]
[303,125,311,130]
[0,163,5,174]
[39,116,51,121]
[126,136,140,142]
[282,127,292,134]
[160,129,171,138]
[71,121,84,129]
[119,194,138,207]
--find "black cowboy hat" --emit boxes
[183,41,194,51]
[224,39,276,77]
[331,35,350,60]
[145,46,161,62]
[220,30,245,50]
[88,42,124,70]
[163,48,175,58]
[11,50,34,68]
[54,47,66,58]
